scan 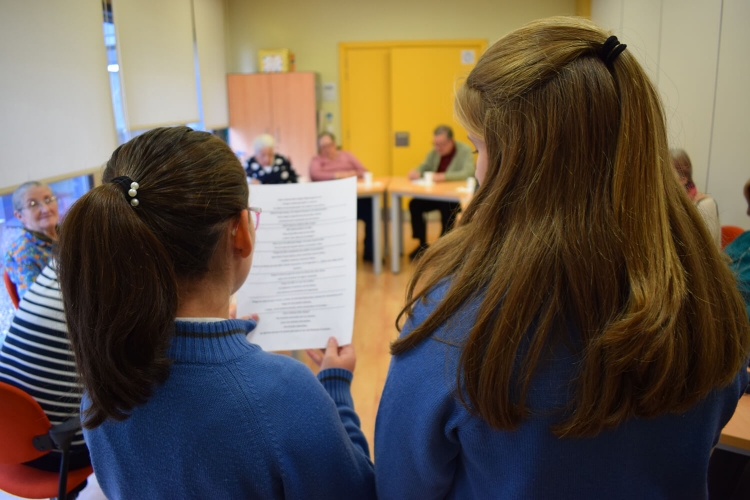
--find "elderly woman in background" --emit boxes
[3,181,58,298]
[671,149,721,246]
[309,132,375,262]
[245,134,298,184]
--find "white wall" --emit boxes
[194,0,230,130]
[0,0,117,190]
[658,0,722,198]
[114,0,200,129]
[592,0,749,230]
[708,0,750,229]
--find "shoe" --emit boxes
[409,243,428,261]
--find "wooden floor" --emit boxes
[289,219,443,453]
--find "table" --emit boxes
[387,177,473,274]
[357,178,389,274]
[718,394,750,456]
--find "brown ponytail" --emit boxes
[58,127,248,428]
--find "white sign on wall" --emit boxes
[322,82,337,102]
[461,49,476,65]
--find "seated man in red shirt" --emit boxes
[406,125,476,259]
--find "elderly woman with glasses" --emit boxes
[4,181,59,298]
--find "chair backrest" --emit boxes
[0,381,51,464]
[722,225,745,249]
[3,270,20,309]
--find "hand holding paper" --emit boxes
[306,337,357,372]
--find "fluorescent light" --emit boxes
[107,64,119,73]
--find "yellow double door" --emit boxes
[340,40,486,178]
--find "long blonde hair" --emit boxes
[393,17,750,437]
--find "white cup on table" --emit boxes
[466,177,477,193]
[363,172,373,187]
[423,171,435,186]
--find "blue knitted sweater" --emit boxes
[375,281,748,499]
[83,319,375,499]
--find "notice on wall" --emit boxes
[322,82,337,102]
[461,49,476,65]
[236,177,357,352]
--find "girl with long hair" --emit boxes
[58,126,374,499]
[375,17,750,499]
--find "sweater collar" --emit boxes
[168,319,258,364]
[25,228,56,245]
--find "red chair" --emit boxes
[3,270,19,309]
[0,381,92,499]
[722,225,745,249]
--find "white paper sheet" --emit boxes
[236,177,357,351]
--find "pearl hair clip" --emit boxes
[110,176,141,207]
[127,182,140,207]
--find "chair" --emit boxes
[0,381,92,499]
[3,270,19,309]
[722,225,745,249]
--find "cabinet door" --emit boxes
[269,72,318,179]
[227,73,272,160]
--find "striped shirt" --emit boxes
[0,265,85,451]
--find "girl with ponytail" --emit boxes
[375,17,750,498]
[58,127,374,499]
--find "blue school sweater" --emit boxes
[83,319,375,499]
[375,282,748,499]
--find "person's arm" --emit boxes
[246,157,262,184]
[268,356,376,499]
[5,246,45,299]
[375,330,462,499]
[282,156,298,184]
[416,150,437,175]
[309,155,335,181]
[374,284,464,499]
[246,157,260,176]
[409,151,437,180]
[343,151,368,178]
[444,143,476,181]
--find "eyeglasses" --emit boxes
[249,206,262,230]
[23,195,57,210]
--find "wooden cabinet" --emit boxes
[227,72,318,180]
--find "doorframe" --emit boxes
[339,39,487,154]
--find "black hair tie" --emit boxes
[110,176,140,207]
[600,35,627,66]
